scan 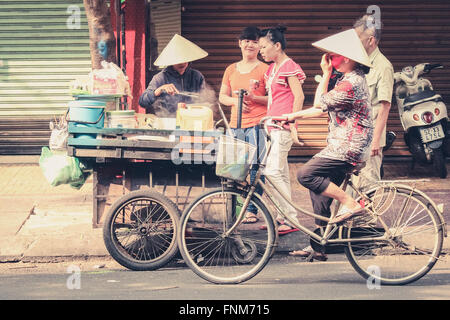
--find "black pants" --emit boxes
[297,157,354,226]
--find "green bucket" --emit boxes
[67,100,106,139]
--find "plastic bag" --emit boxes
[39,147,87,189]
[215,135,256,182]
[69,75,90,96]
[49,115,68,151]
[91,61,132,97]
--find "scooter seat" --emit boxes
[403,90,442,110]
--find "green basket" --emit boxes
[215,135,257,182]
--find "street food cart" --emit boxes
[67,124,223,227]
[65,92,224,270]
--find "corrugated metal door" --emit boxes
[150,0,181,57]
[0,0,91,155]
[181,0,450,156]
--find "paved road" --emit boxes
[1,255,449,302]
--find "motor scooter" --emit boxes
[394,63,448,178]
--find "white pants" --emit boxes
[264,130,297,222]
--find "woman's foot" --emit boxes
[259,220,299,235]
[289,245,328,261]
[278,222,299,235]
[329,205,366,224]
[242,213,259,224]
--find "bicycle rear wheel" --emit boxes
[345,186,444,285]
[178,187,277,284]
[103,190,180,271]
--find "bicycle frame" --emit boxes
[223,117,401,246]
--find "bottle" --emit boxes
[176,102,186,129]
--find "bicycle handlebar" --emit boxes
[259,116,304,147]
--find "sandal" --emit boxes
[278,222,299,235]
[329,206,366,225]
[260,220,299,235]
[242,213,259,224]
[289,245,328,261]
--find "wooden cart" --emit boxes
[67,123,223,228]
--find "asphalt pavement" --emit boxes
[0,155,449,264]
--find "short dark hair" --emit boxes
[353,14,382,42]
[357,63,371,74]
[260,25,287,50]
[239,26,261,41]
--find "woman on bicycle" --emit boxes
[219,26,269,224]
[259,25,306,234]
[283,29,373,259]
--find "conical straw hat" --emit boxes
[312,29,372,68]
[154,34,208,67]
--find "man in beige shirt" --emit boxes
[352,14,394,190]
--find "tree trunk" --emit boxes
[83,0,117,69]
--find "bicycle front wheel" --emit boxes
[345,186,444,285]
[178,187,277,284]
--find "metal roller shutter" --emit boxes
[0,0,91,155]
[181,0,450,156]
[150,0,181,57]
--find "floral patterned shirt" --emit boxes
[315,68,373,165]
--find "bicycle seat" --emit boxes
[351,162,366,176]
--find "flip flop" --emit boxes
[329,206,366,224]
[260,220,299,235]
[291,251,328,261]
[289,246,328,261]
[278,224,299,236]
[242,214,259,224]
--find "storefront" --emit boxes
[0,0,92,154]
[179,0,450,156]
[1,0,449,156]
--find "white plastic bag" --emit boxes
[91,61,132,97]
[49,115,68,151]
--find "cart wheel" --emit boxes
[103,190,180,271]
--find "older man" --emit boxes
[352,14,394,189]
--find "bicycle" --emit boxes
[177,116,446,285]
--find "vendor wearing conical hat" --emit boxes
[284,29,374,259]
[139,34,208,116]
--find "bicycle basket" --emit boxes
[215,135,257,182]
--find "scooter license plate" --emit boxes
[419,124,445,143]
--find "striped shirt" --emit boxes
[264,58,306,117]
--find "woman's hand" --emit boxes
[155,83,179,96]
[234,97,250,113]
[320,54,332,78]
[282,112,298,122]
[243,91,255,103]
[242,92,255,113]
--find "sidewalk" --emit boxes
[0,155,449,263]
[0,156,104,261]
